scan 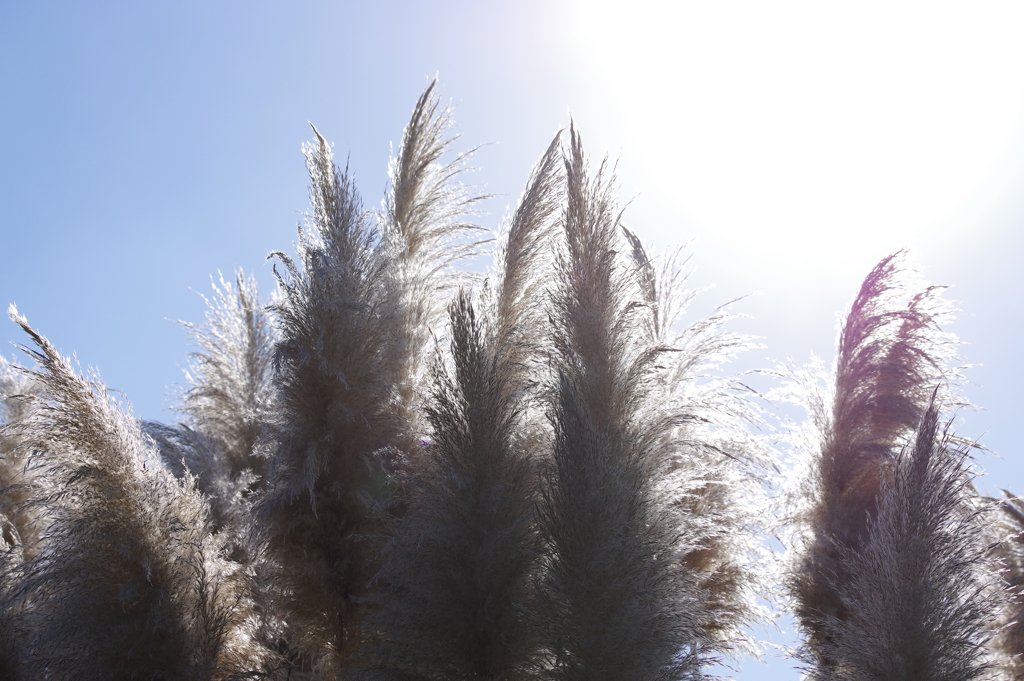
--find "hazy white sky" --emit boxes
[2,2,1023,678]
[562,1,1024,276]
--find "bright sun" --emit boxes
[560,0,1024,282]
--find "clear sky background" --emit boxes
[2,1,1024,678]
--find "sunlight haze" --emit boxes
[563,0,1024,282]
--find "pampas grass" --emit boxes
[358,135,563,681]
[146,270,276,534]
[532,127,763,681]
[1,83,1013,681]
[360,290,545,681]
[0,356,36,678]
[2,307,265,680]
[802,398,997,681]
[987,491,1024,680]
[255,81,482,677]
[0,357,43,561]
[788,253,1000,680]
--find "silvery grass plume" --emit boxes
[145,270,277,534]
[0,530,19,679]
[787,252,995,678]
[801,397,998,681]
[2,306,266,680]
[359,135,563,681]
[535,127,759,681]
[0,356,44,560]
[986,490,1024,679]
[486,132,564,370]
[622,231,770,654]
[256,81,482,677]
[380,81,487,435]
[0,357,38,678]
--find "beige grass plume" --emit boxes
[358,133,563,681]
[534,127,760,681]
[3,306,266,679]
[146,270,277,534]
[255,81,481,677]
[789,253,999,679]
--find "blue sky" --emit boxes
[3,1,1024,677]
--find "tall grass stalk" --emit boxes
[789,253,999,679]
[803,398,997,681]
[255,81,481,676]
[3,307,264,679]
[146,270,276,534]
[986,491,1024,679]
[359,134,564,681]
[534,128,760,681]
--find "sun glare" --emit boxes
[562,0,1024,279]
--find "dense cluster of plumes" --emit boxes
[0,82,1015,680]
[785,255,1004,681]
[986,492,1024,681]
